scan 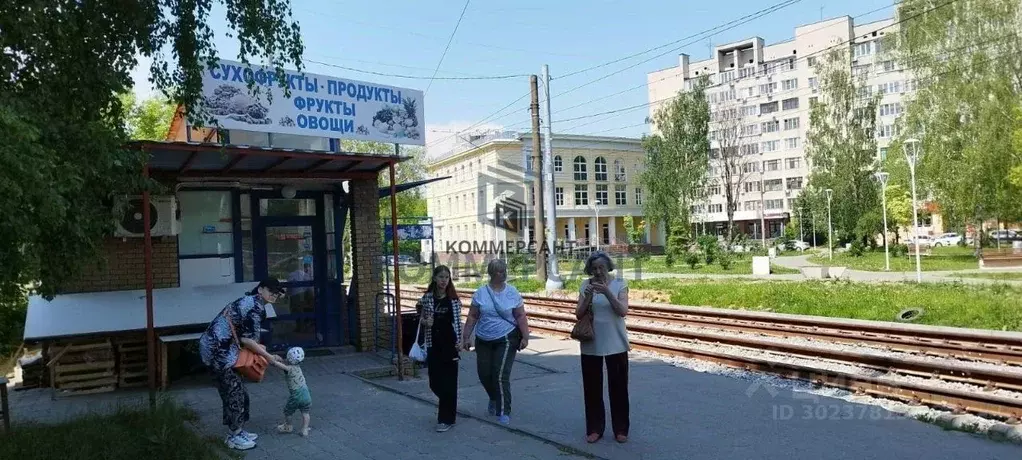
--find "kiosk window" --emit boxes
[178,191,234,256]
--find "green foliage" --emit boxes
[848,240,865,257]
[696,235,717,265]
[804,49,882,244]
[0,398,240,460]
[684,251,700,269]
[640,77,711,240]
[119,93,176,140]
[717,250,734,270]
[891,0,1022,228]
[0,2,304,307]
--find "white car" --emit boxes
[932,232,962,247]
[906,235,934,247]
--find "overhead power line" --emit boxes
[425,0,472,95]
[553,0,802,81]
[543,0,968,127]
[548,3,898,118]
[306,59,527,81]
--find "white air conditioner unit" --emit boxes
[113,195,180,237]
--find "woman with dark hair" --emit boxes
[199,278,287,451]
[575,251,631,444]
[415,265,463,432]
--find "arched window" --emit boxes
[614,159,626,181]
[573,156,587,181]
[554,155,563,172]
[594,157,608,181]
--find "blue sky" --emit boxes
[131,0,896,156]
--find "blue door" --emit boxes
[251,193,328,351]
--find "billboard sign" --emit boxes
[384,224,434,242]
[198,59,425,145]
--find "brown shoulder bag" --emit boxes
[570,292,595,342]
[225,308,268,382]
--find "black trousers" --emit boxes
[428,354,459,425]
[580,352,630,437]
[214,368,250,432]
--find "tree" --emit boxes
[884,184,914,244]
[640,76,711,252]
[119,93,177,140]
[890,0,1022,243]
[804,49,882,245]
[709,101,754,243]
[334,141,428,261]
[0,2,304,301]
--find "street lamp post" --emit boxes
[760,179,766,249]
[797,207,805,250]
[590,203,601,251]
[904,138,923,283]
[825,189,833,260]
[875,171,891,271]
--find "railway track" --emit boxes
[395,286,1022,421]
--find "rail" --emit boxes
[400,285,1022,421]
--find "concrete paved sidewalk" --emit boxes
[371,337,1021,460]
[5,352,585,460]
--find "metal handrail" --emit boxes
[373,292,396,355]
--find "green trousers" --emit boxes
[474,329,522,417]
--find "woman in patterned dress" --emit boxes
[199,278,286,451]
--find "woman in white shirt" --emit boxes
[461,258,530,425]
[575,251,630,444]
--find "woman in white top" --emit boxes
[461,258,530,425]
[575,251,630,444]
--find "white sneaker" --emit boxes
[239,430,258,441]
[226,433,256,450]
[436,423,453,432]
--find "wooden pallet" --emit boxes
[48,339,117,397]
[115,337,149,388]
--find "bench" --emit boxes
[907,246,932,257]
[980,249,1022,269]
[158,333,202,390]
[1,376,9,433]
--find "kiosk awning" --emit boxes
[130,140,411,181]
[377,176,451,198]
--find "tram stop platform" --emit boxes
[368,336,1021,460]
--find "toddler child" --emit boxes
[272,346,312,436]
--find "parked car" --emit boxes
[989,230,1020,241]
[932,232,963,247]
[776,240,811,251]
[382,255,418,266]
[905,234,934,247]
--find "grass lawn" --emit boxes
[587,278,1022,331]
[810,246,979,272]
[0,399,238,460]
[955,272,1022,281]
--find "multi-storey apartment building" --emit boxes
[424,131,666,264]
[646,15,940,238]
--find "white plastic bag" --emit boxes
[408,316,427,362]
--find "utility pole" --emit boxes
[530,75,547,282]
[542,65,563,291]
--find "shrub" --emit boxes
[718,251,734,270]
[849,240,865,257]
[685,251,700,269]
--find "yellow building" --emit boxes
[424,131,666,264]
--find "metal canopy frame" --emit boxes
[127,140,412,404]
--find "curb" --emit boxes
[351,374,605,460]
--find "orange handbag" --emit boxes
[225,309,268,382]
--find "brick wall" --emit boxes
[59,237,180,294]
[349,178,384,351]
